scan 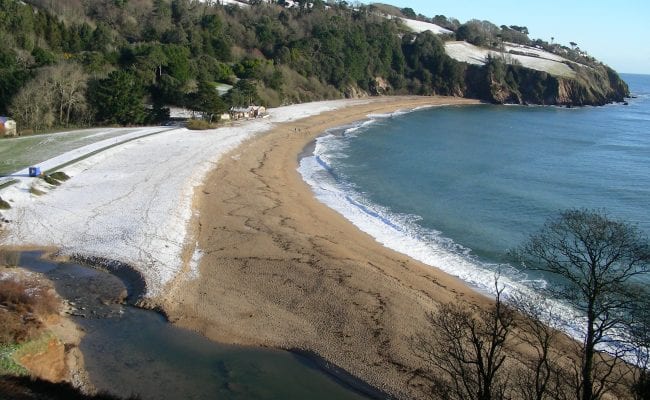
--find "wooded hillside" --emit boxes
[0,0,630,132]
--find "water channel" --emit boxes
[6,251,373,400]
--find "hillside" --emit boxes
[0,0,629,133]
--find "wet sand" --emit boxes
[164,96,487,399]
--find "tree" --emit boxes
[518,209,650,400]
[225,79,259,107]
[400,7,417,19]
[9,73,56,132]
[190,80,226,123]
[413,280,515,400]
[628,292,650,400]
[49,63,88,126]
[9,63,88,131]
[511,293,573,400]
[89,70,147,125]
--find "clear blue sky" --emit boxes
[363,1,650,74]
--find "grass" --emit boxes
[12,332,55,361]
[49,172,70,182]
[0,272,61,377]
[41,175,61,186]
[0,128,138,176]
[0,343,28,376]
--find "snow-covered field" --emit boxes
[444,41,577,78]
[0,100,364,297]
[215,0,249,7]
[399,17,452,35]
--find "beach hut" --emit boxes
[0,117,17,137]
[229,105,268,120]
[252,106,267,117]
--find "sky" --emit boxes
[362,1,650,74]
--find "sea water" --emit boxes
[299,74,650,338]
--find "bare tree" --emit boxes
[517,209,650,400]
[9,63,88,131]
[628,291,650,400]
[9,74,56,132]
[512,293,573,400]
[49,63,88,126]
[413,280,515,400]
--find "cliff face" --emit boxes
[464,59,629,106]
[554,66,629,106]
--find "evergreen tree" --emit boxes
[89,70,147,125]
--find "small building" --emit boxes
[229,106,267,120]
[0,117,17,137]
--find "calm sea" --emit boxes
[299,74,650,336]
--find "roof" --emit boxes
[0,116,14,123]
[230,106,265,113]
[230,107,254,113]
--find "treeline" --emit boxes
[0,0,629,133]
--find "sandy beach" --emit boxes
[164,96,487,399]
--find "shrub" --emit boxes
[0,276,61,345]
[186,119,216,130]
[41,175,61,186]
[49,171,70,182]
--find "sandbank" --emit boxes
[164,96,487,399]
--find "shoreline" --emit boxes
[164,96,488,399]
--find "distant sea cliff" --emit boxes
[463,61,629,106]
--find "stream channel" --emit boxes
[8,251,373,400]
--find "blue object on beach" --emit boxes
[28,166,41,177]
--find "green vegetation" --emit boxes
[0,343,28,376]
[0,128,132,175]
[0,270,62,379]
[48,171,70,182]
[186,119,216,130]
[41,175,61,186]
[0,0,629,134]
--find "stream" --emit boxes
[4,251,373,400]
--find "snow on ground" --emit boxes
[399,17,452,35]
[0,127,172,184]
[208,0,249,7]
[0,100,365,297]
[503,42,569,63]
[444,41,577,78]
[168,107,196,119]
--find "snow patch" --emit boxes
[444,41,577,78]
[399,17,452,35]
